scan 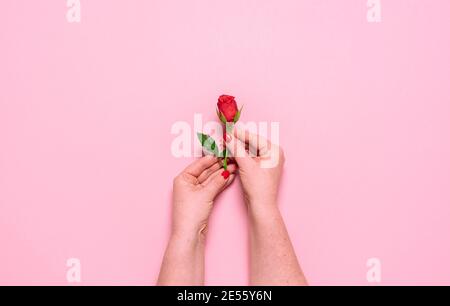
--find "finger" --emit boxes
[225,164,238,174]
[183,155,218,177]
[197,161,222,184]
[201,164,237,187]
[224,174,236,189]
[202,166,237,195]
[225,134,255,168]
[202,164,237,186]
[234,127,271,156]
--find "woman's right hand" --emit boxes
[226,127,307,286]
[225,127,285,212]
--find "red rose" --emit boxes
[217,95,239,123]
[197,94,243,174]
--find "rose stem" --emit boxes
[223,150,228,171]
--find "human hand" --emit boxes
[171,156,237,239]
[225,128,285,213]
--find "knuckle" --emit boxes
[173,175,181,186]
[173,173,187,185]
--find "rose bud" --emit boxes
[217,95,241,124]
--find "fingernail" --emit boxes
[225,134,232,143]
[221,170,230,180]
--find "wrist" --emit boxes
[247,199,280,220]
[171,223,208,244]
[169,232,206,252]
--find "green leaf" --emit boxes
[233,105,244,123]
[216,109,228,124]
[197,132,219,156]
[197,132,208,144]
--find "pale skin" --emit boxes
[158,128,307,286]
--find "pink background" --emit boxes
[1,0,450,285]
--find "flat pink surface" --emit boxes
[1,0,450,285]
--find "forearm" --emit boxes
[157,232,206,286]
[248,203,307,286]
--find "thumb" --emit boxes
[225,134,254,169]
